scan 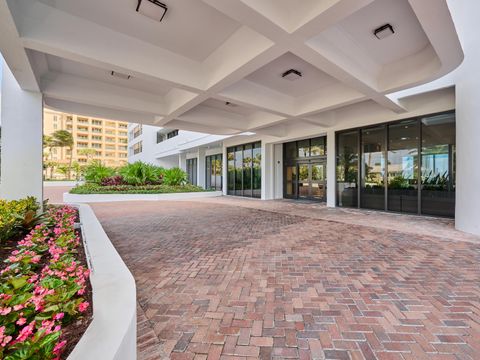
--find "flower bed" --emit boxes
[69,183,206,194]
[0,205,92,359]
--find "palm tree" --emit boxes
[43,135,55,161]
[78,148,96,163]
[52,130,74,180]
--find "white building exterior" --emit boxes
[1,0,480,235]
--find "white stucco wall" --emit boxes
[0,62,43,201]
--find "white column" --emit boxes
[261,142,274,200]
[273,144,283,199]
[451,1,480,235]
[326,130,336,207]
[222,146,228,195]
[178,153,186,171]
[197,148,206,189]
[0,62,43,201]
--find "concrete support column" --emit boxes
[326,130,336,207]
[455,72,480,235]
[178,153,187,171]
[261,143,274,200]
[273,144,283,199]
[222,146,228,195]
[0,62,43,201]
[197,148,206,189]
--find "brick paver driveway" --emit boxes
[90,199,480,360]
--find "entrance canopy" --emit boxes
[0,0,463,137]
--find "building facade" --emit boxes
[44,109,129,171]
[2,0,479,235]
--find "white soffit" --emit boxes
[0,0,463,136]
[35,0,242,62]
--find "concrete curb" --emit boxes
[67,204,136,360]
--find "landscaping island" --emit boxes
[69,161,208,195]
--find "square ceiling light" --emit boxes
[136,0,168,22]
[374,24,395,39]
[281,69,302,81]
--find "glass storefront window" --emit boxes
[252,143,262,198]
[387,120,419,213]
[421,113,456,217]
[336,111,455,217]
[227,151,234,195]
[226,142,261,198]
[310,137,325,156]
[361,126,385,210]
[206,154,222,191]
[336,131,358,207]
[298,140,310,158]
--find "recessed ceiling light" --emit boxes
[374,24,394,40]
[136,0,168,22]
[282,69,302,81]
[111,71,131,80]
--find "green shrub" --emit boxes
[84,160,115,184]
[163,167,188,186]
[119,161,164,185]
[69,183,205,194]
[0,197,41,242]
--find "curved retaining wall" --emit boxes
[67,204,137,360]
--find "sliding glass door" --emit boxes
[186,158,197,186]
[361,126,385,210]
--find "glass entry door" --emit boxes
[297,162,326,201]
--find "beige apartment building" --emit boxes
[44,109,129,170]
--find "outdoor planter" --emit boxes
[64,190,223,203]
[67,204,136,360]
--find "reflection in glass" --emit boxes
[252,143,262,198]
[285,166,297,197]
[227,151,234,194]
[361,126,385,210]
[421,114,456,217]
[243,144,253,197]
[298,164,309,198]
[298,140,310,158]
[310,137,325,156]
[336,131,358,207]
[235,146,243,196]
[311,164,325,200]
[388,120,418,213]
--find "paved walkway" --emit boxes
[89,198,480,360]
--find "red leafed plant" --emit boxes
[100,175,126,186]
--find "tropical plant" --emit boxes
[163,167,188,186]
[52,130,74,179]
[84,160,115,184]
[119,161,164,185]
[0,197,41,242]
[44,161,58,180]
[42,135,55,161]
[101,175,126,186]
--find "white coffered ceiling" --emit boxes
[0,0,463,136]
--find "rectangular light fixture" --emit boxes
[374,24,394,39]
[136,0,168,22]
[111,71,131,80]
[282,69,302,81]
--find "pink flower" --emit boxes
[78,302,89,312]
[53,339,67,355]
[0,307,12,316]
[16,317,27,326]
[54,312,64,321]
[13,321,35,344]
[13,304,24,311]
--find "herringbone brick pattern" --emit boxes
[91,200,480,360]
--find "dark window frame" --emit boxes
[227,141,261,198]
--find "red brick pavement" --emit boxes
[90,200,480,360]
